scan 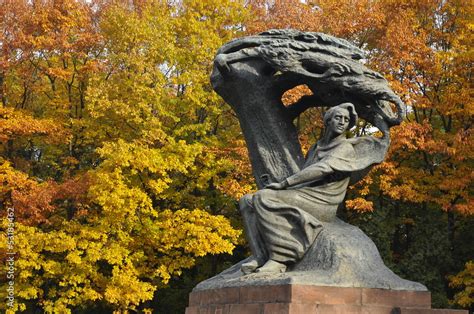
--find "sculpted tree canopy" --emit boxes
[211,29,401,188]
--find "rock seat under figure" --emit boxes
[239,102,379,274]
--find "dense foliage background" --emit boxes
[1,0,472,313]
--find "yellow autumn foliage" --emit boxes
[0,0,248,312]
[449,261,474,308]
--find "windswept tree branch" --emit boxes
[286,94,321,120]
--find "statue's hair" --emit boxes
[323,103,358,130]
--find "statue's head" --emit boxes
[323,103,358,132]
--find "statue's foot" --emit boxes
[241,258,260,275]
[256,259,286,273]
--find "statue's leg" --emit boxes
[239,194,268,273]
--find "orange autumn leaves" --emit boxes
[1,0,247,312]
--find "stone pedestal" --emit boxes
[186,285,467,314]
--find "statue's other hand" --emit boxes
[264,180,288,190]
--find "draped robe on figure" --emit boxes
[245,136,387,265]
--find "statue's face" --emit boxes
[328,108,350,134]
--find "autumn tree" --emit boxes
[1,0,249,312]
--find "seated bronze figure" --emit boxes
[240,103,380,274]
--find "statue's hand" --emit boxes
[215,54,230,75]
[265,180,289,190]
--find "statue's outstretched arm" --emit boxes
[266,161,333,190]
[286,162,333,187]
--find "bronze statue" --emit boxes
[196,29,426,291]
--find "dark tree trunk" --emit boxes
[211,60,304,188]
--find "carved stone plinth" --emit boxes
[185,285,467,314]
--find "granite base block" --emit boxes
[186,285,467,314]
